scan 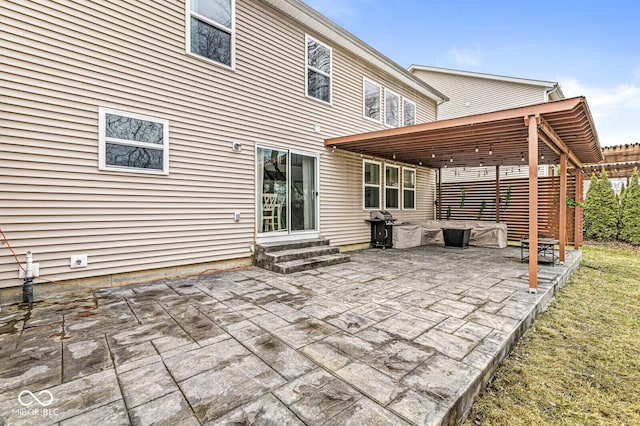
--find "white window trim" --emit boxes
[363,159,381,210]
[402,167,416,210]
[362,77,382,123]
[384,164,401,210]
[98,107,169,175]
[403,98,417,126]
[185,0,236,70]
[384,88,401,128]
[305,34,332,105]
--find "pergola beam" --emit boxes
[539,118,582,168]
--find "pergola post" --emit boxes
[495,165,501,222]
[559,154,567,262]
[526,114,540,293]
[437,168,443,220]
[574,171,583,249]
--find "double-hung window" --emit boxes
[188,0,234,67]
[384,88,400,127]
[403,99,416,126]
[385,165,400,209]
[403,168,416,209]
[363,160,381,209]
[306,35,332,103]
[99,108,169,174]
[363,78,381,122]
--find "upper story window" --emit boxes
[363,78,381,122]
[99,107,169,174]
[363,160,381,209]
[188,0,234,68]
[384,88,400,127]
[306,35,332,104]
[403,99,416,126]
[385,164,400,209]
[403,168,416,209]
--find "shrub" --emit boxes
[584,168,619,241]
[617,184,627,238]
[619,168,640,245]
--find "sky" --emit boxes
[303,0,640,147]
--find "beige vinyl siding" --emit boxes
[412,69,546,120]
[319,153,436,245]
[0,0,436,288]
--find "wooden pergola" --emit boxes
[583,143,640,180]
[326,97,603,292]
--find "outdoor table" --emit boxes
[520,237,559,265]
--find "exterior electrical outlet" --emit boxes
[70,255,88,268]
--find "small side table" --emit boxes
[521,238,559,265]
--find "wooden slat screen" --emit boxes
[439,176,577,244]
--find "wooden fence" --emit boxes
[439,176,578,244]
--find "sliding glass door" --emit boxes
[290,153,316,232]
[257,147,317,235]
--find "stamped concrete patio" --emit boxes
[0,245,580,425]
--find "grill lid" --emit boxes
[370,210,395,222]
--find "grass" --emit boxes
[464,245,640,425]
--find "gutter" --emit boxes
[544,83,565,102]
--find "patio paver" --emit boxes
[0,245,580,425]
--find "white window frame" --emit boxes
[384,88,401,128]
[98,107,169,175]
[362,77,382,123]
[402,167,416,210]
[186,0,236,70]
[305,34,332,105]
[363,160,381,210]
[403,98,416,126]
[384,164,401,210]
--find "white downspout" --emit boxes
[545,84,560,102]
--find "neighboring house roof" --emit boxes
[265,0,448,103]
[408,64,564,100]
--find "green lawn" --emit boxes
[464,245,640,425]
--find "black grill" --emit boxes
[365,211,395,249]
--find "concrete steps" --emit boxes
[254,238,350,273]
